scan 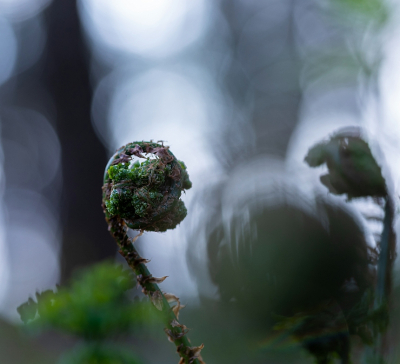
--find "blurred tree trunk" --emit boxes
[220,0,301,159]
[43,0,116,282]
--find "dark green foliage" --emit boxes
[103,142,192,232]
[17,262,162,340]
[18,296,40,324]
[344,290,389,345]
[58,343,141,364]
[17,262,166,364]
[271,290,389,363]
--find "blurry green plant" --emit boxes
[334,0,389,25]
[304,127,395,363]
[58,344,142,364]
[17,262,162,364]
[270,289,389,364]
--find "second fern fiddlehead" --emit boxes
[305,127,396,361]
[102,141,204,364]
[304,127,396,302]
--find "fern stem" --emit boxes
[376,197,395,304]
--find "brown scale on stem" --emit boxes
[177,344,206,364]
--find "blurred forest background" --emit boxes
[1,0,400,363]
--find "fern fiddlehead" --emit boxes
[305,127,396,303]
[305,127,396,361]
[102,141,204,364]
